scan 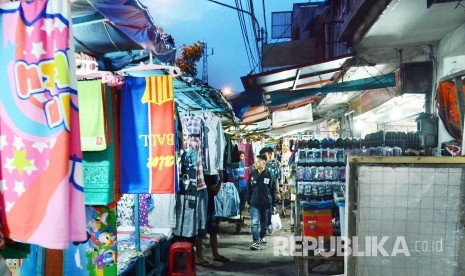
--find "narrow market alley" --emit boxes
[197,208,296,276]
[197,206,343,276]
[1,1,465,275]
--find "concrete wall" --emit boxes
[435,21,465,152]
[437,22,465,80]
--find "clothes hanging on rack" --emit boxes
[252,140,264,157]
[230,144,240,164]
[203,114,226,175]
[81,84,116,205]
[0,0,86,249]
[131,195,150,227]
[238,140,254,167]
[148,194,176,229]
[180,115,207,190]
[120,76,176,194]
[117,195,135,227]
[177,113,208,237]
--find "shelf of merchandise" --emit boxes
[293,151,347,253]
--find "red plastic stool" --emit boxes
[169,242,196,276]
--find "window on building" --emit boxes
[271,12,292,39]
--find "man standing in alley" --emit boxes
[260,147,282,234]
[247,154,277,250]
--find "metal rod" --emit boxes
[134,195,141,251]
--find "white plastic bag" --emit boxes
[271,213,282,232]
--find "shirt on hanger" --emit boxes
[203,115,226,175]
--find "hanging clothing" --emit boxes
[148,194,176,229]
[0,0,86,249]
[181,115,191,150]
[131,194,150,227]
[117,194,134,227]
[214,182,240,218]
[120,76,176,194]
[238,141,254,167]
[231,144,240,164]
[186,137,207,190]
[77,80,108,151]
[203,115,226,175]
[82,86,116,205]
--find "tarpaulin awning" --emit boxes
[268,73,396,107]
[236,55,353,124]
[172,78,232,113]
[241,106,269,124]
[228,89,264,119]
[71,0,176,63]
[272,104,313,128]
[241,55,353,93]
[264,119,325,139]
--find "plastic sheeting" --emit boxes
[272,104,313,128]
[228,89,264,119]
[71,0,176,63]
[268,74,396,107]
[346,159,465,276]
[264,119,325,139]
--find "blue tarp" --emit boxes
[228,89,264,118]
[72,0,176,64]
[268,73,396,107]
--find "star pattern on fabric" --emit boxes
[11,149,32,175]
[0,135,8,151]
[32,142,49,153]
[13,136,25,151]
[41,18,54,36]
[23,160,38,176]
[4,157,15,174]
[13,181,25,197]
[31,42,46,59]
[50,138,57,149]
[5,201,14,212]
[54,18,67,32]
[26,25,34,36]
[0,179,7,193]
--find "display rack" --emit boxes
[292,147,346,275]
[294,149,346,256]
[118,196,170,276]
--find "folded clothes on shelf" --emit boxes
[301,200,334,210]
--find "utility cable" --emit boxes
[236,0,258,72]
[247,0,261,62]
[262,0,268,42]
[235,0,254,70]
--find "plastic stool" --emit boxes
[169,242,196,276]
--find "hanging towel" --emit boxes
[78,80,108,151]
[83,86,115,205]
[120,76,176,194]
[0,0,86,249]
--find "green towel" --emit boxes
[83,86,115,205]
[78,80,108,151]
[0,242,30,259]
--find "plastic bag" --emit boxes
[271,213,282,232]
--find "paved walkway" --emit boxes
[196,208,297,275]
[195,206,344,276]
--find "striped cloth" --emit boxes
[120,76,176,194]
